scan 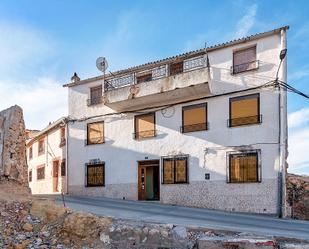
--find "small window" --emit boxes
[38,139,45,155]
[87,122,104,145]
[86,163,105,187]
[29,170,32,182]
[134,113,156,139]
[61,160,66,176]
[162,156,188,184]
[37,166,45,180]
[169,61,183,76]
[136,73,152,84]
[29,146,33,160]
[60,127,66,147]
[229,94,260,127]
[232,46,257,74]
[228,151,260,183]
[89,85,103,106]
[182,103,207,133]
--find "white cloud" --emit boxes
[289,67,309,81]
[235,4,257,37]
[0,78,67,130]
[288,108,309,129]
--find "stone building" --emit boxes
[0,105,28,185]
[26,118,67,194]
[63,26,289,216]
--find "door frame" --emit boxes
[52,159,60,192]
[137,159,160,201]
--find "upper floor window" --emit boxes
[136,73,152,84]
[61,159,66,176]
[29,146,33,160]
[29,170,32,182]
[86,163,105,187]
[38,139,45,155]
[87,122,104,145]
[37,165,45,180]
[89,85,103,106]
[229,94,261,127]
[169,61,183,76]
[181,103,208,133]
[60,127,66,147]
[228,151,260,183]
[134,113,156,140]
[162,155,188,184]
[232,46,257,74]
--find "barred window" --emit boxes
[182,103,207,133]
[90,85,103,105]
[229,94,260,127]
[61,160,66,176]
[29,170,32,182]
[162,156,188,184]
[37,166,45,180]
[87,122,104,145]
[134,113,156,140]
[38,139,45,155]
[86,164,105,187]
[228,151,260,183]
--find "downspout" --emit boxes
[65,121,69,194]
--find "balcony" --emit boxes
[103,55,211,111]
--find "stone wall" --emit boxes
[0,105,27,185]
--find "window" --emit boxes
[169,61,183,76]
[134,113,156,139]
[162,156,188,184]
[87,122,104,145]
[89,85,103,106]
[37,166,45,180]
[61,160,66,176]
[29,170,32,182]
[229,94,260,127]
[181,103,207,133]
[232,46,257,74]
[59,127,66,147]
[228,151,260,183]
[38,139,45,155]
[86,163,105,187]
[29,146,33,160]
[136,73,152,84]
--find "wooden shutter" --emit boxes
[244,155,258,182]
[87,122,104,144]
[90,86,102,104]
[135,113,155,139]
[183,104,207,132]
[233,47,256,73]
[230,153,258,183]
[163,159,174,184]
[230,155,242,183]
[175,158,187,183]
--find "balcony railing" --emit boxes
[180,122,208,133]
[228,115,262,127]
[133,130,157,140]
[87,96,104,106]
[231,60,259,75]
[104,55,208,91]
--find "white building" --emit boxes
[64,26,289,216]
[27,118,67,194]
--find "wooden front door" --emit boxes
[138,160,160,201]
[52,161,59,192]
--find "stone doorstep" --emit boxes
[198,236,277,249]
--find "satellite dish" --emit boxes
[96,57,108,72]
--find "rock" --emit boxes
[99,233,110,244]
[173,226,187,239]
[22,223,33,232]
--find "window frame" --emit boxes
[134,112,156,140]
[86,121,105,145]
[38,139,45,156]
[227,150,261,184]
[232,45,258,74]
[89,85,103,106]
[229,93,261,127]
[37,165,45,181]
[85,163,105,187]
[61,159,66,177]
[181,103,208,133]
[162,155,189,184]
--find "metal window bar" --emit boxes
[180,122,208,133]
[133,130,157,140]
[231,60,259,74]
[85,136,104,145]
[85,164,105,187]
[228,115,262,127]
[87,96,104,106]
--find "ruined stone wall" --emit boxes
[0,105,27,185]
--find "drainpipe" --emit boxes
[65,122,69,194]
[277,29,288,218]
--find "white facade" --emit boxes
[27,119,67,195]
[65,27,288,215]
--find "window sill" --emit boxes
[162,182,189,185]
[227,181,261,184]
[85,185,105,188]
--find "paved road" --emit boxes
[55,195,309,240]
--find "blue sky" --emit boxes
[0,0,308,174]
